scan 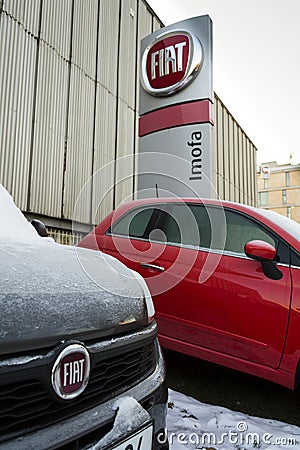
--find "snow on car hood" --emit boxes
[0,239,146,354]
[0,184,148,354]
[0,184,41,242]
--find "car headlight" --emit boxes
[131,270,155,324]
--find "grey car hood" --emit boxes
[0,239,146,354]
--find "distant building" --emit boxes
[258,161,300,223]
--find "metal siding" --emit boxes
[152,16,161,32]
[40,0,72,60]
[233,121,240,202]
[134,1,153,197]
[246,140,251,204]
[97,0,120,95]
[138,0,153,40]
[30,42,69,216]
[63,66,95,223]
[115,100,135,206]
[253,145,258,206]
[238,128,244,203]
[2,0,41,36]
[118,0,137,110]
[228,114,235,200]
[136,0,153,115]
[0,15,36,209]
[249,141,255,205]
[214,94,257,205]
[247,143,253,204]
[244,138,249,204]
[242,134,248,204]
[223,106,230,200]
[215,97,224,199]
[72,0,98,78]
[92,85,117,223]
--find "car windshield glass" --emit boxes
[257,209,300,242]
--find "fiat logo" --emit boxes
[51,344,90,400]
[141,30,203,96]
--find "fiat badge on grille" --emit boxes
[51,343,90,400]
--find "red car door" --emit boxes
[137,203,291,369]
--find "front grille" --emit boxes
[0,341,156,443]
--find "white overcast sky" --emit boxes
[146,0,300,165]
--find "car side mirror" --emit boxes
[244,240,283,280]
[31,219,48,237]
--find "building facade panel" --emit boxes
[214,95,257,206]
[97,0,120,96]
[136,0,153,110]
[246,140,252,204]
[152,16,161,31]
[40,0,72,60]
[215,97,224,199]
[228,112,235,200]
[92,85,117,223]
[2,0,41,36]
[242,134,248,204]
[29,42,69,217]
[72,0,98,79]
[233,121,240,202]
[115,100,135,207]
[237,127,244,203]
[290,170,300,186]
[0,14,36,210]
[118,0,138,110]
[251,140,257,204]
[63,66,95,223]
[133,1,154,196]
[222,104,230,200]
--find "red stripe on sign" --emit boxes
[139,100,213,137]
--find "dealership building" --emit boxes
[0,0,257,242]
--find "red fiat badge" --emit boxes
[51,344,90,400]
[141,30,203,96]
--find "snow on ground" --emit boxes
[167,389,300,449]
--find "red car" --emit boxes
[79,198,300,390]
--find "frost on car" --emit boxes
[0,185,168,450]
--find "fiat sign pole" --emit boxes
[138,15,215,199]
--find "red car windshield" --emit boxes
[257,208,300,243]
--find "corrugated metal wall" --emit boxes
[214,94,257,206]
[0,0,257,234]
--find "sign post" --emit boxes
[138,15,215,199]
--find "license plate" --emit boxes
[110,421,153,450]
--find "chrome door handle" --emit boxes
[140,263,165,272]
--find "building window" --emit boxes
[287,206,292,219]
[285,172,290,187]
[282,189,287,205]
[259,192,269,207]
[264,179,269,189]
